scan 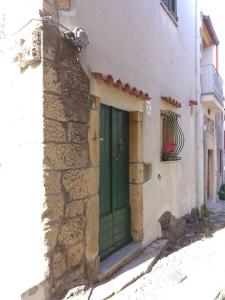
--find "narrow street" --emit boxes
[111,200,225,300]
[2,2,225,299]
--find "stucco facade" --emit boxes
[59,0,198,245]
[0,0,224,299]
[200,13,224,203]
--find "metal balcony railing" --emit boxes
[201,64,224,106]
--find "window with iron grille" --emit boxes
[161,110,184,161]
[162,0,177,19]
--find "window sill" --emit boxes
[160,160,180,164]
[160,1,178,27]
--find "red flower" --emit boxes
[165,143,176,153]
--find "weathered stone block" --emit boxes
[86,257,100,281]
[63,168,99,200]
[62,69,89,93]
[44,144,88,170]
[158,211,185,241]
[55,37,89,77]
[44,171,61,195]
[52,252,67,279]
[44,223,59,253]
[65,200,84,218]
[143,162,152,182]
[44,119,66,142]
[67,243,83,268]
[129,163,144,184]
[85,196,99,262]
[44,93,89,123]
[43,62,61,94]
[129,111,143,123]
[88,110,99,166]
[91,96,100,111]
[56,0,70,10]
[44,94,70,122]
[129,184,143,242]
[129,162,151,183]
[43,32,58,61]
[42,1,58,20]
[129,117,143,163]
[42,195,64,223]
[52,266,84,299]
[67,122,88,144]
[58,218,83,247]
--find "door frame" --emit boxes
[85,96,145,279]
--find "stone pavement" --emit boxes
[111,200,225,300]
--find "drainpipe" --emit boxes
[195,0,204,208]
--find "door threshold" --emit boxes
[97,242,141,282]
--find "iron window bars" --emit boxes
[161,110,184,161]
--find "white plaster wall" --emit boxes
[201,45,216,67]
[60,0,198,246]
[215,112,224,192]
[0,1,45,299]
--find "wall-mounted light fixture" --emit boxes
[64,27,89,56]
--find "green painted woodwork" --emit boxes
[99,104,131,259]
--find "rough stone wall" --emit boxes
[42,1,99,298]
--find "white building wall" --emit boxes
[0,1,46,299]
[60,0,198,245]
[201,45,217,67]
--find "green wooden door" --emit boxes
[99,104,131,259]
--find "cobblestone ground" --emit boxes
[111,200,225,300]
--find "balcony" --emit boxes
[201,64,224,111]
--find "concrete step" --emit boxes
[97,242,142,282]
[90,239,168,300]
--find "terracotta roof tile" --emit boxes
[103,74,114,84]
[92,72,151,101]
[121,83,131,92]
[189,100,198,106]
[161,96,182,108]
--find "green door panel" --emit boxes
[99,105,131,259]
[99,105,111,216]
[112,109,129,211]
[113,207,131,247]
[99,214,113,255]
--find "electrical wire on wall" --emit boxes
[1,15,194,105]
